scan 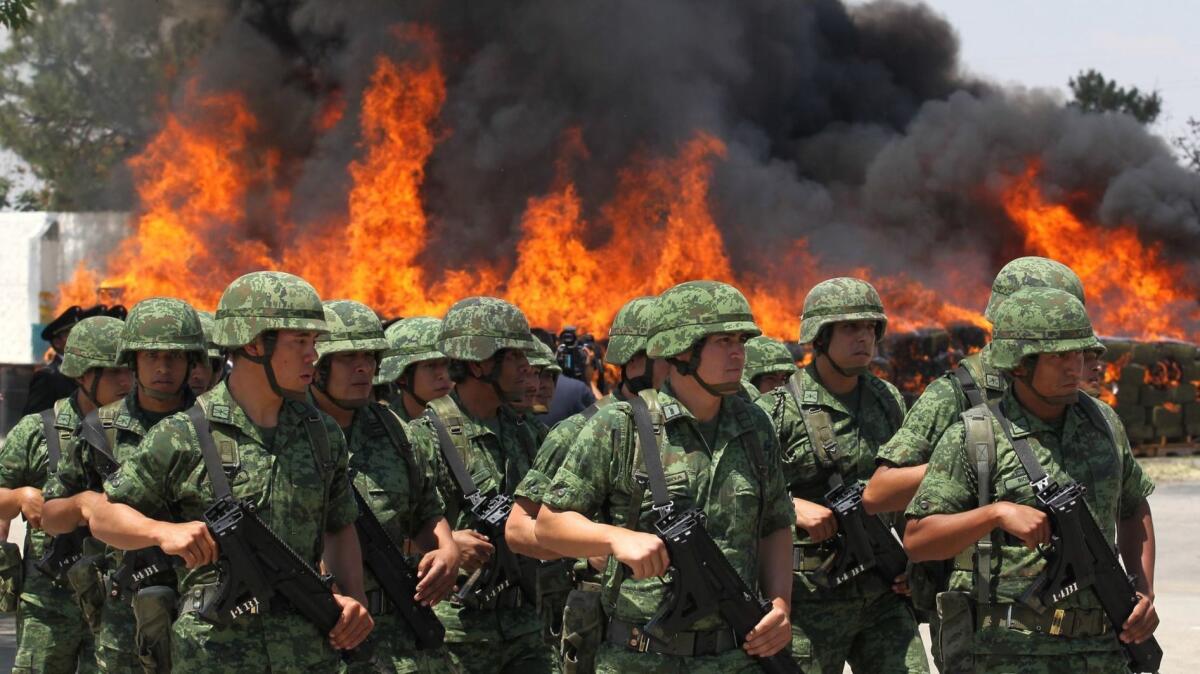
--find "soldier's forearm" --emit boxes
[41,491,103,534]
[89,500,170,551]
[862,464,927,515]
[535,505,620,559]
[505,496,561,560]
[757,527,793,609]
[903,505,1002,562]
[323,524,367,604]
[0,487,27,521]
[413,516,457,558]
[1118,500,1156,596]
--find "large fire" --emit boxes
[56,32,1198,345]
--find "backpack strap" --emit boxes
[961,405,997,603]
[1075,394,1125,519]
[367,404,421,494]
[40,408,62,472]
[787,375,844,490]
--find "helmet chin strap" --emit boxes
[241,331,309,402]
[399,370,429,408]
[78,370,104,408]
[668,342,740,397]
[1018,368,1079,406]
[815,339,868,378]
[620,362,654,394]
[314,359,371,410]
[133,352,197,403]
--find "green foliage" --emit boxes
[0,0,36,29]
[0,0,218,210]
[1068,69,1162,124]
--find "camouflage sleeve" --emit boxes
[405,419,446,526]
[878,375,964,468]
[0,414,39,489]
[104,414,196,517]
[747,402,795,537]
[541,405,629,517]
[323,419,358,533]
[1098,405,1155,519]
[905,420,977,519]
[42,438,88,500]
[514,413,585,504]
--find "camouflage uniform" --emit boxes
[101,272,361,672]
[743,336,797,391]
[756,278,926,674]
[316,300,458,673]
[907,287,1155,672]
[376,318,446,422]
[2,316,125,673]
[541,281,794,674]
[44,297,205,673]
[428,297,551,674]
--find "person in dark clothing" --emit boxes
[22,305,128,416]
[539,370,595,426]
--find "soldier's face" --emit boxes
[136,350,189,396]
[266,330,320,390]
[411,358,452,402]
[326,351,378,402]
[1080,351,1104,395]
[87,367,133,405]
[536,369,557,406]
[1029,350,1085,399]
[755,371,790,394]
[825,321,877,370]
[695,332,748,388]
[490,348,531,403]
[189,358,221,395]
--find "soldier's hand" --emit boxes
[993,502,1050,549]
[743,598,791,658]
[587,555,607,572]
[328,593,374,650]
[155,521,218,568]
[794,498,837,542]
[415,546,458,606]
[1121,592,1159,644]
[452,529,494,571]
[18,487,44,529]
[891,573,911,597]
[610,530,669,580]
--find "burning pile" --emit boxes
[1101,340,1200,449]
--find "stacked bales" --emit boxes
[1103,338,1200,450]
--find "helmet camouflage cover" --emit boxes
[528,340,560,374]
[646,281,761,359]
[982,286,1103,370]
[437,297,537,362]
[118,297,206,366]
[61,316,126,378]
[798,277,888,345]
[984,256,1085,322]
[744,336,798,381]
[375,317,445,385]
[197,311,222,359]
[316,300,389,363]
[212,271,327,349]
[605,296,657,366]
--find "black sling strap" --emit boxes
[80,410,120,469]
[984,401,1051,493]
[626,395,672,516]
[580,402,600,421]
[955,367,987,408]
[187,404,233,500]
[40,409,62,471]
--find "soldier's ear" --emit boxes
[242,335,265,358]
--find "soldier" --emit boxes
[903,287,1158,672]
[516,341,559,445]
[85,271,374,672]
[310,300,460,672]
[422,297,553,674]
[755,277,927,673]
[42,297,205,673]
[506,295,662,673]
[530,340,561,416]
[188,310,225,395]
[744,336,798,395]
[535,280,795,673]
[1080,348,1106,398]
[0,315,131,672]
[374,317,452,421]
[861,257,1087,669]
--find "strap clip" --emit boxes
[1050,608,1066,636]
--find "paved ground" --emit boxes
[0,473,1194,672]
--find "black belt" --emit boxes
[605,618,740,657]
[977,603,1111,638]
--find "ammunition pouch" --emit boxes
[936,591,975,674]
[908,559,951,615]
[66,551,106,633]
[536,560,575,645]
[560,581,602,674]
[133,585,177,674]
[0,542,23,613]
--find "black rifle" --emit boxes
[198,495,341,633]
[35,526,90,583]
[108,547,181,599]
[1020,481,1163,673]
[351,487,445,649]
[644,508,800,674]
[815,482,909,590]
[454,493,538,609]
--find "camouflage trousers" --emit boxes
[790,590,929,674]
[13,579,99,673]
[972,652,1130,673]
[593,641,762,673]
[346,612,460,674]
[446,630,554,674]
[95,594,142,673]
[170,609,345,672]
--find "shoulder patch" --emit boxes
[210,404,231,422]
[984,373,1003,390]
[662,402,685,421]
[115,413,133,429]
[801,389,819,405]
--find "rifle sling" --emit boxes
[955,366,986,408]
[187,405,233,500]
[423,407,482,502]
[984,401,1050,492]
[40,409,61,471]
[80,410,120,469]
[627,394,672,512]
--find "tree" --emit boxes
[1068,69,1162,124]
[1174,117,1200,173]
[0,0,36,29]
[0,0,218,210]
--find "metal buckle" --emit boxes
[629,626,650,653]
[651,502,675,520]
[1004,604,1014,630]
[1050,608,1066,636]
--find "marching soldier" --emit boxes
[375,317,452,421]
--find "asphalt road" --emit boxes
[0,481,1194,672]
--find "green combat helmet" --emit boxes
[437,297,537,402]
[646,280,760,396]
[797,277,888,345]
[119,297,207,401]
[539,341,562,376]
[197,311,223,361]
[983,256,1085,323]
[744,336,798,382]
[983,286,1103,372]
[527,340,554,371]
[375,317,445,386]
[314,300,389,409]
[212,271,327,400]
[61,315,127,404]
[605,296,657,392]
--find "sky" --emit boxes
[3,1,1200,195]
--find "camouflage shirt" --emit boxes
[756,364,906,597]
[907,388,1154,619]
[877,353,1004,468]
[514,393,617,504]
[541,384,793,631]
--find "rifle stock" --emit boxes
[815,482,908,589]
[35,525,90,583]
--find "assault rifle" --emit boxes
[108,547,180,599]
[815,482,908,589]
[352,487,445,649]
[454,493,538,609]
[35,525,90,583]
